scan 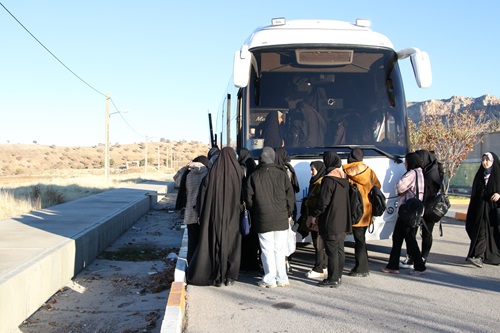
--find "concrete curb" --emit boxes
[445,210,466,221]
[161,227,188,333]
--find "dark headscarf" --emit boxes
[324,151,342,174]
[347,148,364,163]
[275,147,300,193]
[405,152,423,171]
[238,147,257,177]
[416,149,442,190]
[207,146,220,160]
[193,155,210,169]
[310,160,326,185]
[256,110,283,148]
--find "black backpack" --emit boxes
[369,186,387,217]
[349,183,364,225]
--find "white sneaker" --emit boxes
[305,270,325,279]
[399,255,414,269]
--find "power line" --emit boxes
[0,2,106,98]
[1,2,146,140]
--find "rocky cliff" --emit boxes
[407,94,500,127]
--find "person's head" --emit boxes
[347,148,364,163]
[193,155,210,168]
[260,146,275,164]
[405,152,423,171]
[207,146,220,160]
[323,151,341,173]
[482,152,494,170]
[310,160,326,178]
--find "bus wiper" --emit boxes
[323,145,404,164]
[289,153,323,158]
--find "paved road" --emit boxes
[184,216,500,333]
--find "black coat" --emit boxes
[186,147,244,286]
[311,172,352,240]
[244,163,295,234]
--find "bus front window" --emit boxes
[244,48,408,157]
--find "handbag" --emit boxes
[424,192,450,223]
[398,170,424,228]
[286,217,296,256]
[240,203,251,236]
[369,185,386,217]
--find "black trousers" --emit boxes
[387,218,426,271]
[323,236,345,281]
[352,226,369,273]
[187,223,200,264]
[311,230,327,272]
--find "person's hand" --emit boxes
[491,192,500,202]
[306,216,318,231]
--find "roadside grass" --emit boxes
[0,169,174,221]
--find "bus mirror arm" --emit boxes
[397,47,432,89]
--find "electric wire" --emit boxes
[1,2,146,140]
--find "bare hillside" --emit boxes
[0,141,210,178]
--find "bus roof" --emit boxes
[244,19,394,50]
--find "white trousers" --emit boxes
[258,229,289,285]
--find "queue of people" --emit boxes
[177,146,500,289]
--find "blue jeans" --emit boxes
[258,229,289,285]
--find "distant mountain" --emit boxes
[407,94,500,127]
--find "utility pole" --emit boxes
[145,135,148,177]
[226,93,231,147]
[105,92,110,181]
[157,141,160,172]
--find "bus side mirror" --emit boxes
[234,46,251,88]
[397,48,432,88]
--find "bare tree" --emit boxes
[409,109,491,193]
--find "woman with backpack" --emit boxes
[381,152,427,276]
[308,152,351,287]
[343,148,381,277]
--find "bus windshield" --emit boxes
[242,47,407,159]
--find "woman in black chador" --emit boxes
[186,147,244,286]
[466,152,500,267]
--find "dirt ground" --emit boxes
[18,192,184,333]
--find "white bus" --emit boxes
[220,18,432,240]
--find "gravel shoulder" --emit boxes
[18,193,184,333]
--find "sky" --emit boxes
[1,1,499,147]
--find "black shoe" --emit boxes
[317,278,341,288]
[467,257,483,268]
[225,279,235,286]
[213,279,223,287]
[348,271,369,277]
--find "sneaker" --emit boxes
[277,281,290,287]
[305,270,325,278]
[399,255,414,269]
[258,281,277,289]
[409,269,427,276]
[467,257,483,268]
